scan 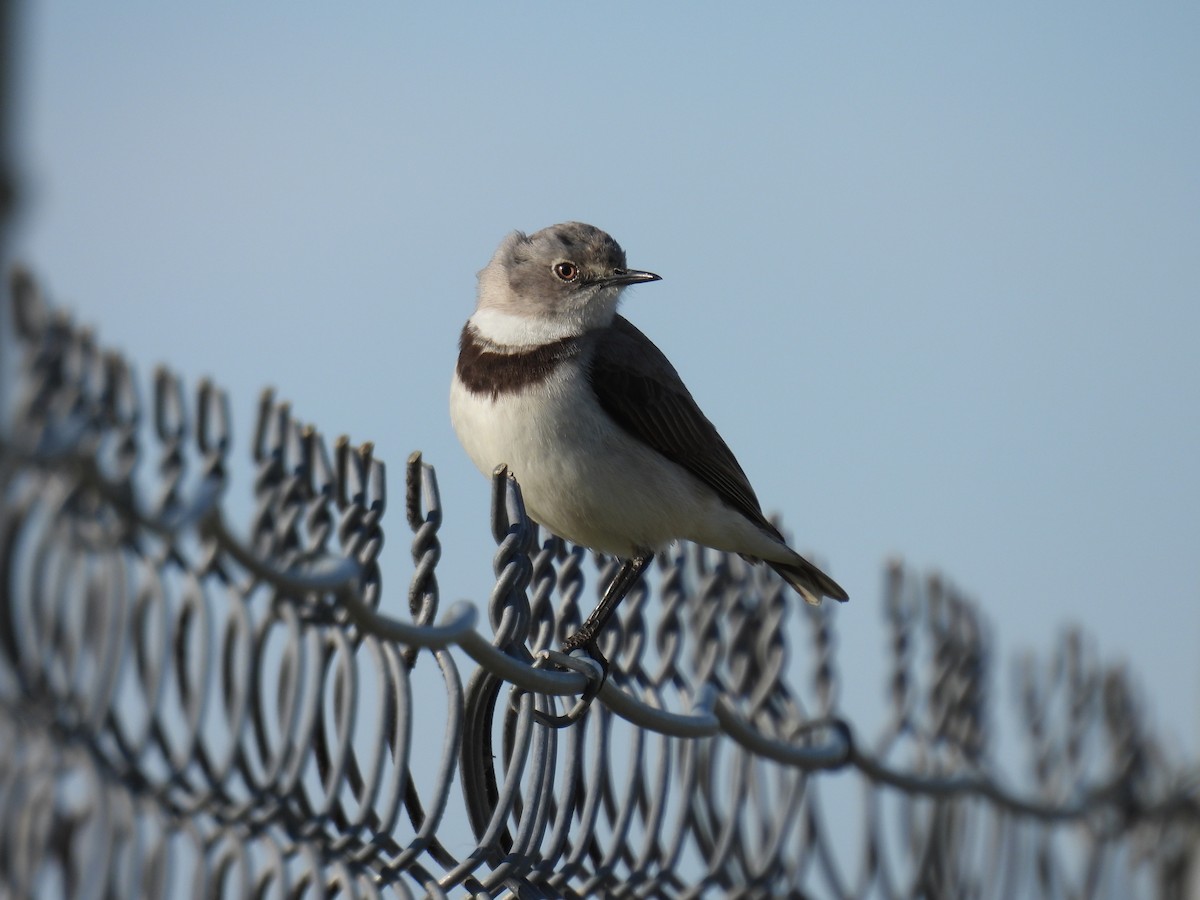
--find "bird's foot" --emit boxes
[528,637,609,728]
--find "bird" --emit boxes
[450,222,847,655]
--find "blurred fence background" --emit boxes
[2,269,1199,899]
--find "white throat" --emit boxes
[468,307,583,347]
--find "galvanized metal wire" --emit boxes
[2,269,1198,898]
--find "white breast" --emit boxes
[449,362,786,561]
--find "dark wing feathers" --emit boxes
[589,316,780,537]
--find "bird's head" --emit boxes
[475,222,660,338]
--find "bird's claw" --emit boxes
[524,643,609,728]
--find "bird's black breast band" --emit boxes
[456,324,583,400]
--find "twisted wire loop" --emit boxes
[2,270,1198,899]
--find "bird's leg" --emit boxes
[530,555,653,728]
[561,554,653,657]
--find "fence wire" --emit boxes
[1,269,1198,899]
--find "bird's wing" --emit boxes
[588,315,777,535]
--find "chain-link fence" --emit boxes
[2,267,1199,899]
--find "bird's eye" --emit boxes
[553,262,579,282]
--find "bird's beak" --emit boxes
[603,268,661,287]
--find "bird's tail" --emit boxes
[768,557,849,606]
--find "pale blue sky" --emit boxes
[10,1,1200,775]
